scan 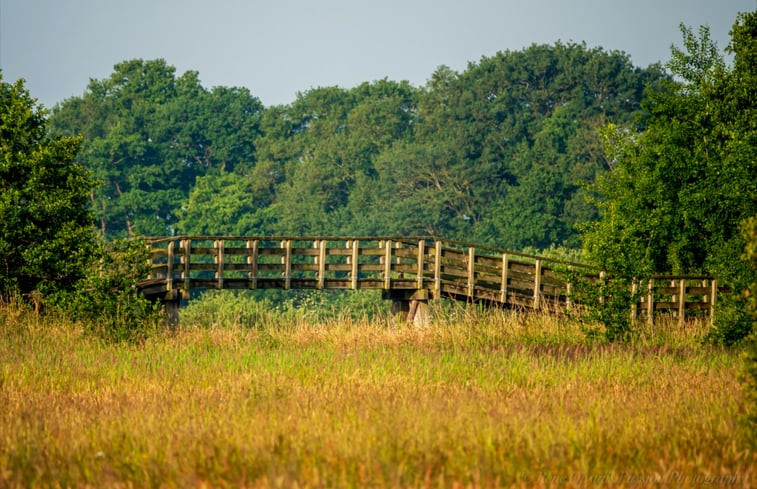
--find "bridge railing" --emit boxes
[139,236,725,324]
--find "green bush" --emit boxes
[566,270,642,343]
[1,75,96,300]
[179,290,282,329]
[61,238,161,342]
[739,217,757,440]
[179,289,387,330]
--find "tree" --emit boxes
[583,15,756,275]
[581,13,757,342]
[177,169,276,235]
[373,44,665,249]
[50,59,264,237]
[0,74,96,299]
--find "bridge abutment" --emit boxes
[384,289,430,327]
[164,298,181,327]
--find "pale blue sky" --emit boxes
[1,0,753,109]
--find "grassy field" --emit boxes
[0,300,754,488]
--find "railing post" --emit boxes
[647,279,654,325]
[282,239,292,289]
[166,240,174,293]
[565,265,573,311]
[598,271,606,305]
[630,278,638,321]
[467,246,475,298]
[395,241,403,279]
[247,239,258,289]
[534,259,542,308]
[214,239,224,289]
[317,239,326,289]
[383,239,392,290]
[678,278,686,325]
[434,241,442,297]
[182,239,191,298]
[710,279,718,325]
[147,241,154,280]
[351,240,359,290]
[416,240,425,290]
[500,253,509,303]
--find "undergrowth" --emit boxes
[1,298,753,488]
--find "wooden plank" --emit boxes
[630,279,638,320]
[351,240,359,290]
[686,286,711,295]
[360,264,384,273]
[282,240,291,290]
[678,279,686,325]
[182,239,191,295]
[223,263,256,271]
[657,287,681,295]
[384,239,392,290]
[434,241,442,296]
[182,246,213,256]
[394,248,419,259]
[166,239,174,291]
[467,247,475,298]
[416,240,425,289]
[247,240,258,289]
[257,248,286,257]
[215,240,225,289]
[317,240,326,289]
[710,279,717,323]
[533,259,542,308]
[510,261,536,275]
[290,248,320,257]
[500,253,509,303]
[475,254,502,268]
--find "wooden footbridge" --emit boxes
[139,236,723,325]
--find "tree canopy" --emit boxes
[582,13,757,280]
[0,74,96,298]
[48,44,664,249]
[50,59,265,237]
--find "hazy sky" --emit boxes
[1,0,753,109]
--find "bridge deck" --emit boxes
[139,236,723,324]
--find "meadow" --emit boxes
[0,297,754,488]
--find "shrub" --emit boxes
[61,238,161,342]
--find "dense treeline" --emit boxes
[49,43,665,250]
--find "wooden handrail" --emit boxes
[139,236,727,324]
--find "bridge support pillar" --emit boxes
[164,299,180,327]
[384,289,430,327]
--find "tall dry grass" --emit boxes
[0,300,754,488]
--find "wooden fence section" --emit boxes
[138,236,725,324]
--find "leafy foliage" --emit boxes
[0,74,96,299]
[742,217,757,439]
[581,13,757,343]
[50,45,663,250]
[584,16,756,277]
[63,238,161,342]
[49,59,265,237]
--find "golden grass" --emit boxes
[0,302,754,488]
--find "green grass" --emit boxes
[0,301,754,488]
